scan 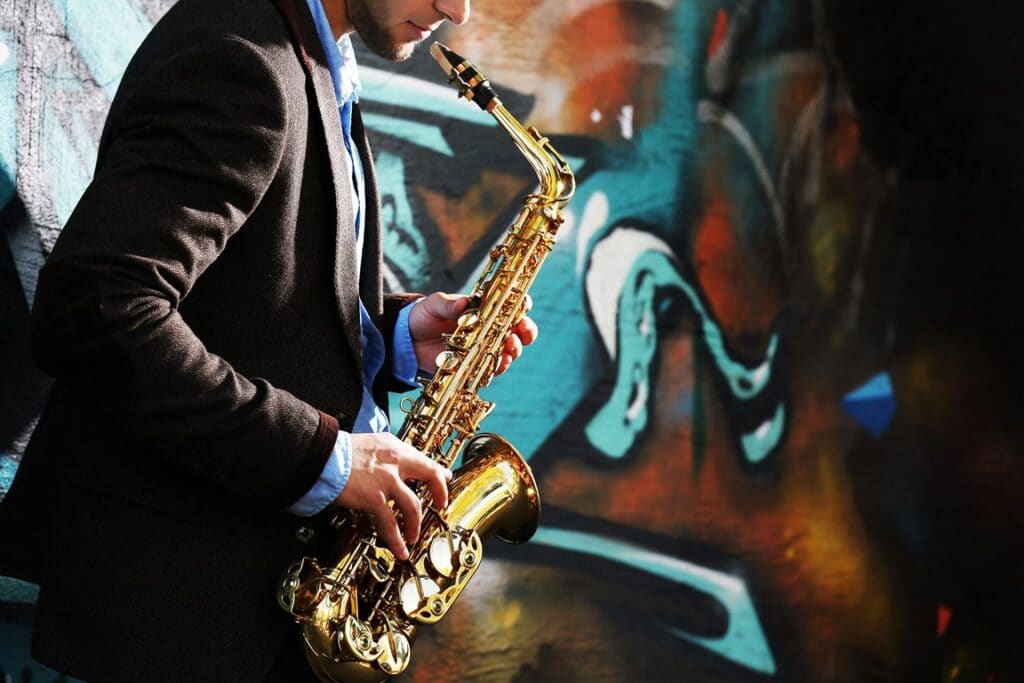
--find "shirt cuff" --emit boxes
[391,299,424,389]
[287,430,352,516]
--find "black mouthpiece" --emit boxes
[430,42,498,111]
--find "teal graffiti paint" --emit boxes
[0,576,39,605]
[532,526,776,675]
[363,112,454,156]
[0,613,83,683]
[741,403,786,464]
[0,453,18,491]
[583,230,784,463]
[371,0,717,463]
[375,150,432,289]
[656,256,784,464]
[0,32,15,208]
[473,173,681,461]
[361,65,499,128]
[376,0,708,462]
[43,98,96,226]
[348,3,786,471]
[41,0,151,223]
[47,0,151,101]
[459,0,706,461]
[585,239,673,458]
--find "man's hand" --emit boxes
[408,292,539,375]
[336,433,452,561]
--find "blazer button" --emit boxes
[295,525,316,543]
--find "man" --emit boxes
[0,0,535,679]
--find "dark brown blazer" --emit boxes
[0,0,415,679]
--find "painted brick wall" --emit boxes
[2,1,1022,681]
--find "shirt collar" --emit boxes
[336,35,362,105]
[305,0,362,105]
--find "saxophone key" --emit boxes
[398,395,416,414]
[276,561,304,614]
[399,575,441,619]
[427,533,459,578]
[276,557,326,617]
[435,350,459,371]
[368,547,395,582]
[457,310,480,329]
[341,615,381,662]
[413,592,451,624]
[376,630,411,676]
[459,532,483,570]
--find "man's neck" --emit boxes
[322,0,353,40]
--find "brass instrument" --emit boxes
[277,42,575,682]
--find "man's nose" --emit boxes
[435,0,470,25]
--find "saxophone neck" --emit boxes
[490,104,576,206]
[431,41,575,207]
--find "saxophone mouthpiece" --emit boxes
[430,41,499,111]
[429,42,458,73]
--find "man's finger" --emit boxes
[371,498,408,561]
[423,466,450,511]
[391,482,423,545]
[496,353,512,376]
[513,316,538,346]
[504,333,523,360]
[398,448,451,510]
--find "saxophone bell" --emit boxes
[458,433,539,544]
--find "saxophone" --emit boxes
[276,43,575,682]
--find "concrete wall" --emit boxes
[2,0,1022,680]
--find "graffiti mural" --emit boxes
[3,0,1024,681]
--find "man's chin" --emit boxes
[392,46,416,62]
[366,39,416,62]
[387,41,418,62]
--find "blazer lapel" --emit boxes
[273,0,363,368]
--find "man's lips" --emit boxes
[408,21,433,38]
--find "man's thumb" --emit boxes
[432,293,469,320]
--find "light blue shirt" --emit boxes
[289,0,421,516]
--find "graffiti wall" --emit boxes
[2,0,1023,680]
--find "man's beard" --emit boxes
[347,0,415,62]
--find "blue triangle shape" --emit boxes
[842,372,896,438]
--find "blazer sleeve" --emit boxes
[30,35,337,509]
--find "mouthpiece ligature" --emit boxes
[430,42,499,111]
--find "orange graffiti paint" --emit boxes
[691,168,783,340]
[937,604,952,637]
[708,9,729,58]
[415,168,531,266]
